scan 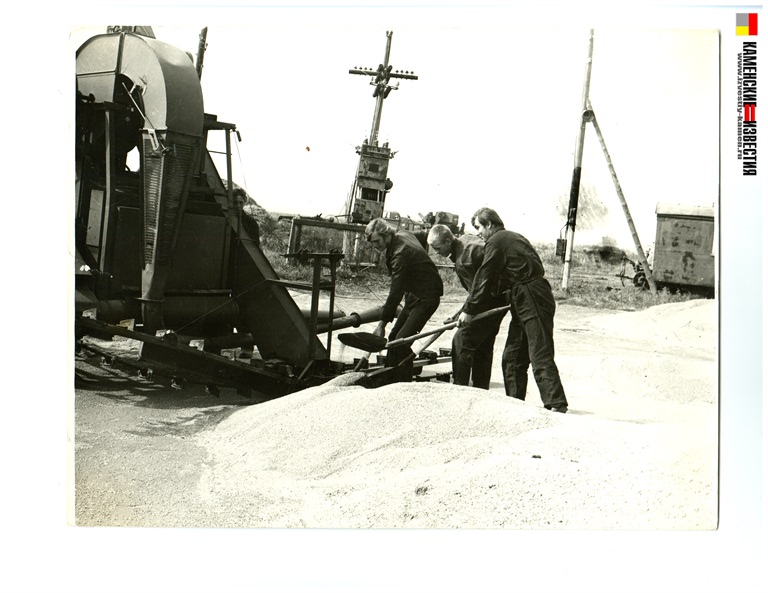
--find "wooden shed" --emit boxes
[652,203,716,289]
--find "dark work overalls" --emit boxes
[463,229,568,409]
[450,234,504,389]
[380,231,443,372]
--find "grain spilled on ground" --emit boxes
[199,299,718,531]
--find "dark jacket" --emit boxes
[450,233,486,292]
[381,231,443,322]
[463,229,545,315]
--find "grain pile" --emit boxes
[74,300,718,530]
[197,300,717,530]
[584,299,716,352]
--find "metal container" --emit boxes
[652,203,715,289]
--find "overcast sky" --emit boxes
[73,19,719,250]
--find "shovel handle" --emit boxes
[385,304,510,350]
[385,321,458,349]
[394,327,446,368]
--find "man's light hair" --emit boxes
[364,218,395,239]
[427,224,454,245]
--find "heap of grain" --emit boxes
[198,301,717,530]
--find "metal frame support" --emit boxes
[286,217,367,256]
[274,251,345,382]
[98,108,117,272]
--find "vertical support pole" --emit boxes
[74,130,91,256]
[354,233,362,267]
[369,31,393,146]
[225,127,234,211]
[288,219,303,254]
[587,101,657,293]
[98,109,117,272]
[308,256,322,362]
[326,258,337,356]
[561,29,595,291]
[342,180,357,261]
[221,128,234,287]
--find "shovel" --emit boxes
[351,323,441,372]
[339,304,510,353]
[356,327,449,388]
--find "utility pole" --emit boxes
[343,31,418,262]
[561,29,594,291]
[348,31,419,147]
[561,30,656,293]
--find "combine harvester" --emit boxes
[74,26,453,395]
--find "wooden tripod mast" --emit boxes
[561,30,656,293]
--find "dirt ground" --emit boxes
[72,295,718,530]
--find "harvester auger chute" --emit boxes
[75,28,357,395]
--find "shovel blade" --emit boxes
[358,365,413,388]
[338,332,388,353]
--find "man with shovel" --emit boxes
[458,207,569,413]
[427,224,505,389]
[364,218,444,379]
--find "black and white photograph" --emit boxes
[70,20,721,529]
[4,2,765,592]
